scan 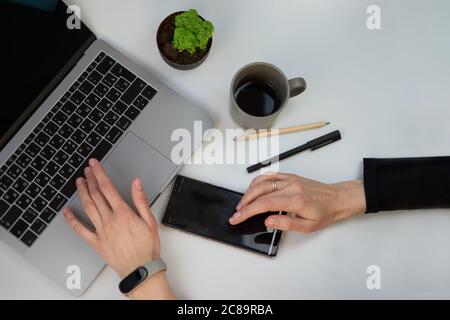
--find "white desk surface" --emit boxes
[2,0,450,299]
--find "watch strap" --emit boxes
[143,259,167,278]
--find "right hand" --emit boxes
[229,173,366,233]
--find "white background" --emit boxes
[2,0,450,299]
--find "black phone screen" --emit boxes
[162,175,283,256]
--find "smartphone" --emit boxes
[162,175,285,257]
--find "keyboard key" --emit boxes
[58,124,74,139]
[61,91,71,103]
[79,71,89,82]
[59,164,76,179]
[88,109,104,123]
[11,219,29,238]
[24,133,36,145]
[49,194,67,212]
[31,197,48,212]
[104,111,119,126]
[44,161,60,176]
[69,91,86,105]
[35,172,51,188]
[25,183,42,199]
[94,121,111,136]
[42,112,54,124]
[7,164,23,180]
[43,121,59,137]
[80,119,96,134]
[41,186,57,202]
[35,132,51,147]
[142,85,157,100]
[111,63,136,82]
[6,155,16,166]
[85,93,100,108]
[69,81,80,93]
[16,194,32,210]
[96,55,115,74]
[121,78,146,104]
[133,95,149,110]
[0,200,10,218]
[30,219,46,235]
[103,73,118,87]
[116,116,132,131]
[77,142,93,158]
[16,153,32,169]
[95,52,106,63]
[87,62,97,73]
[125,106,140,121]
[54,111,68,126]
[53,150,69,166]
[67,114,83,128]
[88,70,102,85]
[106,126,123,144]
[0,205,22,229]
[112,100,128,115]
[40,207,57,223]
[41,145,57,160]
[114,78,130,92]
[50,175,66,190]
[94,83,109,97]
[21,230,38,247]
[61,140,112,198]
[71,129,87,144]
[76,103,92,118]
[22,208,38,224]
[68,153,84,168]
[86,132,101,147]
[31,156,47,171]
[24,142,41,158]
[61,140,77,155]
[61,101,78,116]
[79,81,95,96]
[13,178,29,193]
[106,88,121,102]
[49,134,65,149]
[3,189,19,205]
[0,175,13,191]
[97,98,113,112]
[22,167,38,183]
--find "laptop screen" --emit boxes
[0,0,95,150]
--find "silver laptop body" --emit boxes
[0,39,214,296]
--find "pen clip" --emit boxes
[308,130,342,151]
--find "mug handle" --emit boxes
[288,78,307,98]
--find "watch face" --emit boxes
[119,267,148,294]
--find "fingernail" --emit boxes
[84,167,90,174]
[231,211,241,221]
[236,203,242,210]
[89,158,98,167]
[266,218,276,228]
[76,177,83,185]
[136,178,143,190]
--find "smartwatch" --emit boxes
[118,259,167,295]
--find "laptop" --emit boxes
[0,2,213,296]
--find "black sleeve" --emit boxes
[363,157,450,213]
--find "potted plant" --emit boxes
[157,9,214,70]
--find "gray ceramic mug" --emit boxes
[230,62,307,129]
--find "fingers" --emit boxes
[265,214,317,233]
[249,173,291,189]
[76,177,102,228]
[88,159,125,211]
[84,167,113,219]
[229,192,288,225]
[237,179,288,210]
[64,207,98,247]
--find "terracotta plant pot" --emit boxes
[156,11,213,70]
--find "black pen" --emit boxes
[246,130,342,173]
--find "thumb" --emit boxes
[131,178,158,232]
[265,214,317,233]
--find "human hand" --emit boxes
[64,158,174,299]
[229,173,366,233]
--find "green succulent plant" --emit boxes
[172,9,214,55]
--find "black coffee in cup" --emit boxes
[234,80,281,117]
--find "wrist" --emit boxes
[332,179,366,221]
[128,271,175,300]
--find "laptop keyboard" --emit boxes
[0,52,157,247]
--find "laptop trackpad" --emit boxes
[69,132,176,225]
